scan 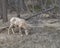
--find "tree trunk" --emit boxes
[0,0,3,19]
[2,0,8,22]
[17,0,20,18]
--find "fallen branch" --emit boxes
[0,22,9,32]
[25,6,55,20]
[0,26,8,32]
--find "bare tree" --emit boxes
[20,0,27,12]
[17,0,28,18]
[17,0,20,18]
[2,0,8,22]
[0,0,3,19]
[24,0,33,15]
[31,0,35,13]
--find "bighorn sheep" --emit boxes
[8,17,31,36]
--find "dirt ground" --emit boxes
[0,13,60,48]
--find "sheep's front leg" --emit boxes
[8,24,13,34]
[11,28,15,34]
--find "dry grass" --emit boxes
[0,13,60,48]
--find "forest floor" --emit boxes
[0,12,60,48]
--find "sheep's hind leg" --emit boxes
[19,27,23,36]
[11,28,15,34]
[25,29,28,35]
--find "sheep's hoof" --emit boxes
[26,33,28,35]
